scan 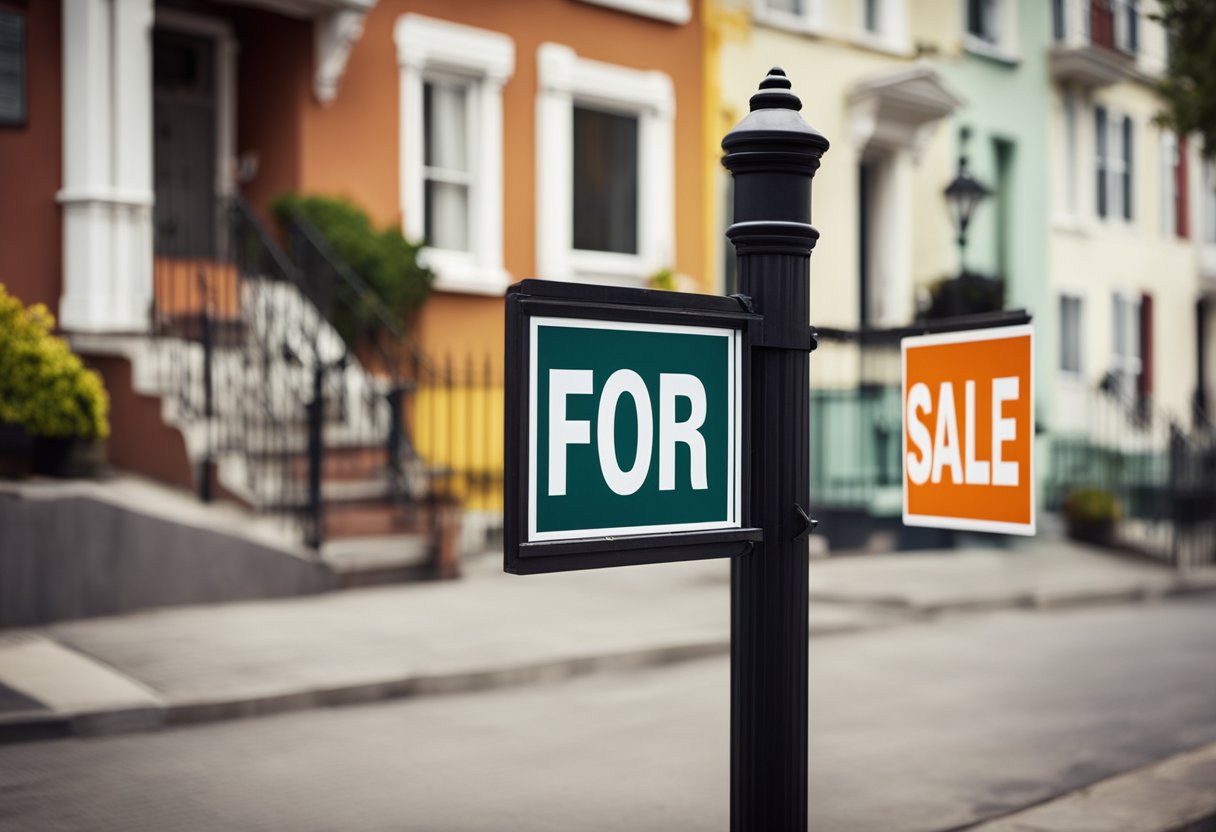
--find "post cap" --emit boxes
[721,68,830,164]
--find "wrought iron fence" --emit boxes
[1047,383,1216,569]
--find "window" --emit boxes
[1111,292,1142,400]
[0,10,25,126]
[536,43,674,284]
[856,0,907,49]
[422,78,471,252]
[1160,131,1188,239]
[1062,92,1078,216]
[864,0,881,32]
[967,0,998,42]
[572,106,639,254]
[1114,0,1139,55]
[1059,294,1083,375]
[754,0,823,34]
[395,15,514,294]
[965,0,1018,58]
[1095,106,1133,222]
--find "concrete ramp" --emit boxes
[0,476,339,627]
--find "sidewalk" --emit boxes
[1,535,1213,742]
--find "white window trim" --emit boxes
[536,43,675,286]
[753,0,826,36]
[572,0,691,24]
[395,14,514,296]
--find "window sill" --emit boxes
[852,31,912,57]
[422,248,511,296]
[753,8,827,38]
[569,248,658,286]
[964,35,1021,66]
[573,0,691,24]
[1051,214,1088,236]
[1093,216,1138,236]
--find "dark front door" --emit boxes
[153,28,217,258]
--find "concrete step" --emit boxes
[320,535,434,587]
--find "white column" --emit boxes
[58,0,154,333]
[536,44,575,281]
[476,72,508,284]
[876,150,913,328]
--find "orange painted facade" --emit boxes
[290,0,707,368]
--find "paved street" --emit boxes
[1,596,1214,832]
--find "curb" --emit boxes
[3,578,1212,745]
[0,639,733,744]
[809,576,1216,617]
[958,740,1216,831]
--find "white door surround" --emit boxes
[58,0,156,333]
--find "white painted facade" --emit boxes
[1046,1,1204,429]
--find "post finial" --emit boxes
[750,67,801,112]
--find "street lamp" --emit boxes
[943,150,991,277]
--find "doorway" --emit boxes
[153,27,219,258]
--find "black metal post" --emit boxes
[306,364,325,549]
[386,384,404,498]
[722,68,829,831]
[198,275,215,503]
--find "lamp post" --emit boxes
[943,139,991,278]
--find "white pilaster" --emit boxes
[59,0,154,334]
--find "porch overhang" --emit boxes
[847,65,965,159]
[221,0,379,104]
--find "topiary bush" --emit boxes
[0,284,110,440]
[271,194,434,342]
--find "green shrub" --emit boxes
[1063,487,1121,525]
[0,284,110,439]
[271,194,434,340]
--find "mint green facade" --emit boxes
[936,5,1054,427]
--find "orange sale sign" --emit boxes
[901,325,1035,535]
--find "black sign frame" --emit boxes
[504,279,763,575]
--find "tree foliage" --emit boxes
[1153,0,1216,157]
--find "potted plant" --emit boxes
[1063,487,1121,545]
[0,284,110,477]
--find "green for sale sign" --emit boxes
[505,280,758,574]
[529,317,741,540]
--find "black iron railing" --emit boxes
[1048,383,1216,568]
[152,194,327,543]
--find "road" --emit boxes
[1,597,1214,832]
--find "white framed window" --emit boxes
[964,0,1019,60]
[1095,105,1133,223]
[572,0,691,24]
[536,43,674,285]
[395,15,514,295]
[1059,294,1083,375]
[753,0,825,35]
